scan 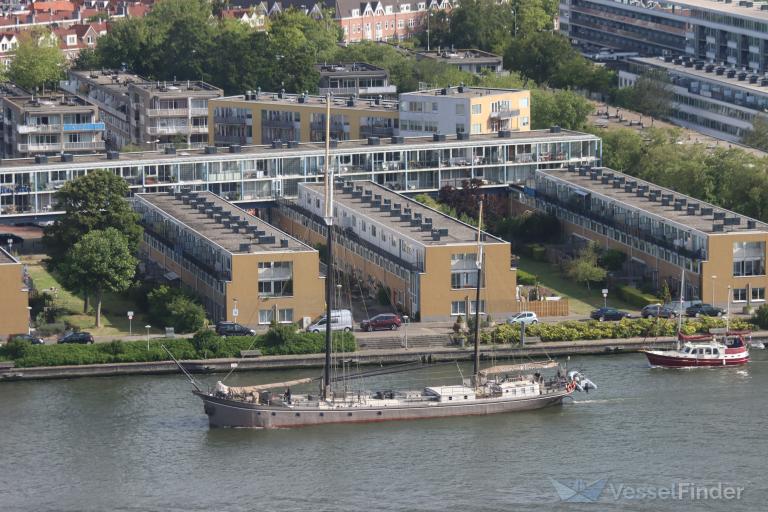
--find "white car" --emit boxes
[506,311,538,325]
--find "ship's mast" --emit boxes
[677,266,684,350]
[472,200,484,380]
[322,93,334,400]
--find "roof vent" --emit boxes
[457,131,470,140]
[747,220,757,229]
[352,186,363,197]
[673,203,683,211]
[229,144,242,153]
[232,226,240,233]
[550,126,561,133]
[713,211,726,220]
[106,150,120,160]
[440,88,447,95]
[498,130,512,138]
[164,147,176,155]
[214,214,223,222]
[271,140,282,149]
[205,146,217,154]
[431,230,442,241]
[205,209,214,218]
[60,153,74,162]
[287,141,299,148]
[35,155,48,164]
[329,139,338,148]
[280,238,289,248]
[258,235,276,244]
[421,218,434,231]
[239,243,251,252]
[712,223,724,232]
[433,133,446,142]
[661,197,671,206]
[700,207,714,216]
[391,135,404,144]
[368,136,380,145]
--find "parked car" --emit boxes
[685,303,724,317]
[307,309,353,333]
[360,313,402,331]
[590,307,631,321]
[7,334,44,345]
[215,322,256,337]
[640,304,678,319]
[506,311,539,325]
[58,332,94,344]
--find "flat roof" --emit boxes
[658,0,768,22]
[401,86,524,99]
[417,49,502,64]
[0,129,599,171]
[214,92,399,111]
[70,70,222,95]
[316,62,388,75]
[3,94,96,112]
[0,246,18,264]
[137,191,313,254]
[302,181,507,247]
[68,69,144,92]
[539,167,768,234]
[631,56,768,98]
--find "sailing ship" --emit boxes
[641,268,750,368]
[187,95,591,428]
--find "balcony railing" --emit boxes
[147,108,189,117]
[63,122,105,131]
[147,126,190,135]
[190,108,209,116]
[17,124,62,134]
[17,141,106,152]
[490,109,520,119]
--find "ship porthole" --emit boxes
[319,412,324,417]
[271,412,276,416]
[377,411,382,416]
[295,413,301,417]
[347,412,353,416]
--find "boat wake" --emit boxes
[570,398,632,405]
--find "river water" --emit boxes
[1,353,766,512]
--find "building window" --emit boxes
[519,97,529,108]
[259,309,273,324]
[752,287,765,302]
[451,301,466,316]
[371,225,377,237]
[471,104,482,115]
[733,241,765,276]
[471,123,481,134]
[258,261,293,297]
[451,253,482,289]
[733,288,748,302]
[278,308,294,323]
[398,19,404,28]
[455,104,465,115]
[469,300,485,315]
[456,123,465,133]
[521,116,529,127]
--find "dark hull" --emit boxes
[195,391,569,429]
[642,351,749,368]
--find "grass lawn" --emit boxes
[517,255,637,315]
[23,255,160,337]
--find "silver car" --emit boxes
[507,311,539,325]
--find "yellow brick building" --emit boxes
[0,248,30,338]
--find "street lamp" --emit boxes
[232,298,239,323]
[510,9,517,39]
[426,11,434,52]
[145,324,151,351]
[127,310,134,336]
[711,275,717,306]
[403,315,409,349]
[602,288,608,308]
[146,139,160,151]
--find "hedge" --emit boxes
[517,269,537,286]
[617,285,659,308]
[487,316,752,343]
[0,328,357,368]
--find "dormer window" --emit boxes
[385,6,393,13]
[400,4,411,12]
[418,2,426,10]
[66,35,77,46]
[352,8,360,16]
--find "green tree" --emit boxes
[531,89,592,130]
[592,127,644,172]
[504,32,577,86]
[753,304,768,329]
[72,48,100,71]
[7,29,66,91]
[147,285,207,333]
[566,243,607,289]
[43,170,142,268]
[61,228,137,327]
[616,70,673,118]
[743,114,768,151]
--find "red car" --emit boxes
[360,313,402,331]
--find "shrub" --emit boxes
[376,284,391,306]
[192,329,220,358]
[753,304,768,329]
[148,285,207,333]
[599,249,627,272]
[617,285,658,307]
[517,269,537,286]
[530,244,547,262]
[34,322,67,337]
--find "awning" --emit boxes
[163,271,180,281]
[225,377,314,395]
[480,361,559,375]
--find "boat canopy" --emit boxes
[479,361,559,375]
[221,378,314,395]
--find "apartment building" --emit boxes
[335,0,453,44]
[415,48,504,75]
[0,129,601,216]
[0,93,105,158]
[133,190,324,325]
[62,70,223,150]
[399,86,530,136]
[618,55,768,143]
[528,166,768,307]
[560,0,768,73]
[317,62,398,99]
[209,91,400,146]
[275,181,516,321]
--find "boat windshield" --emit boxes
[726,337,744,348]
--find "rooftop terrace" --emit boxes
[401,86,523,99]
[215,91,400,110]
[539,166,768,235]
[416,49,502,64]
[0,246,18,265]
[4,94,96,112]
[137,191,312,254]
[302,181,506,247]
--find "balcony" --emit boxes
[17,141,106,152]
[147,126,191,135]
[17,124,62,134]
[318,85,397,96]
[146,108,189,117]
[190,108,209,116]
[490,108,520,120]
[63,122,105,132]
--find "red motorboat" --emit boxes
[642,333,750,368]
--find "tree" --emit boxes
[43,170,142,268]
[592,127,644,173]
[61,228,137,327]
[147,285,207,333]
[72,48,100,71]
[504,32,577,86]
[616,70,673,119]
[743,114,768,152]
[7,29,66,91]
[566,243,607,289]
[531,89,592,130]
